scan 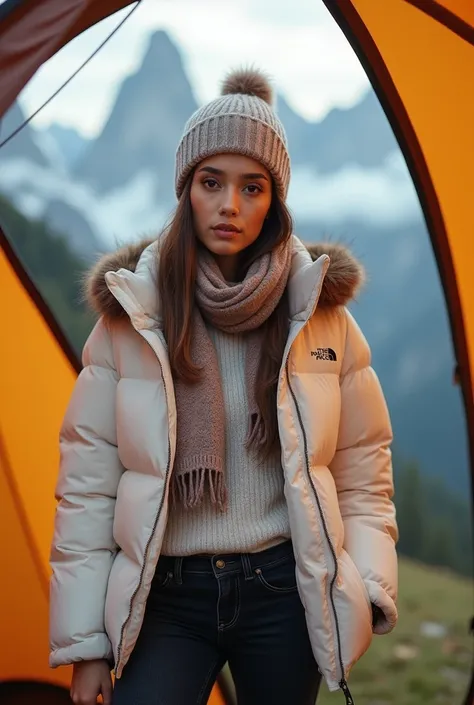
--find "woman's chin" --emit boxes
[203,237,241,257]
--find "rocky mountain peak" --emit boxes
[74,29,198,198]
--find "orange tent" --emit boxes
[0,1,473,703]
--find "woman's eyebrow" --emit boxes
[198,166,269,181]
[241,172,269,181]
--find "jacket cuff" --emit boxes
[365,579,398,635]
[49,633,113,668]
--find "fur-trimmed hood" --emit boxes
[84,236,365,323]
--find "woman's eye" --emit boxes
[204,178,219,189]
[245,184,262,194]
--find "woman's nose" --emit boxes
[218,188,240,216]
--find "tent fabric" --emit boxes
[0,436,70,690]
[0,0,134,118]
[0,230,75,692]
[407,0,474,37]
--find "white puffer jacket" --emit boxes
[49,235,398,693]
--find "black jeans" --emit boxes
[113,540,321,705]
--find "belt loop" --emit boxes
[174,557,183,585]
[241,553,254,581]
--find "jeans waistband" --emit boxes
[158,539,294,582]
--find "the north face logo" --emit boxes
[311,347,337,361]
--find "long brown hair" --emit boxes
[158,174,293,456]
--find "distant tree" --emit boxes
[0,194,95,356]
[394,455,473,577]
[421,474,473,576]
[395,461,425,560]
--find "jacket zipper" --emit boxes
[285,357,354,705]
[114,332,173,676]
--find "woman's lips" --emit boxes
[212,227,240,239]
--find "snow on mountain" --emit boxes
[91,170,170,248]
[288,151,421,227]
[0,158,169,255]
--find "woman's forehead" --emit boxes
[197,153,270,177]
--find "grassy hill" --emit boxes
[317,557,473,705]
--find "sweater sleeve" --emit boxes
[49,318,123,667]
[330,309,398,635]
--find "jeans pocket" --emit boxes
[255,558,298,593]
[151,569,172,591]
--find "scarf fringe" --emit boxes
[246,411,268,449]
[172,468,227,512]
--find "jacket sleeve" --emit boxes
[49,318,123,667]
[330,309,398,635]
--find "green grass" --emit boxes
[218,557,472,704]
[317,557,473,705]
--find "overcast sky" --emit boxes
[16,0,370,138]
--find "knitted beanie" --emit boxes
[175,68,290,200]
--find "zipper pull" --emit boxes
[340,679,355,705]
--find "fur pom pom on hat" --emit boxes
[221,67,275,105]
[175,67,290,200]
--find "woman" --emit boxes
[49,68,398,705]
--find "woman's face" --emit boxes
[190,153,272,280]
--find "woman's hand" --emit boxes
[71,659,113,704]
[371,603,384,628]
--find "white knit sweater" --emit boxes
[161,325,290,556]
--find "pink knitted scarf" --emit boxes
[172,240,292,510]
